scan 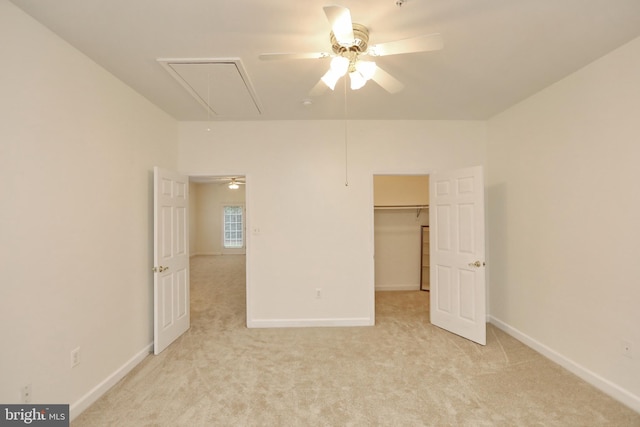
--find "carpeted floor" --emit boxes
[72,255,640,426]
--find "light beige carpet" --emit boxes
[72,255,640,426]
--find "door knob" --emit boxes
[468,261,485,268]
[152,266,169,273]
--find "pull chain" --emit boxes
[206,72,211,131]
[344,78,349,187]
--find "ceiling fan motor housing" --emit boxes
[330,23,369,54]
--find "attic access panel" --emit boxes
[158,58,262,117]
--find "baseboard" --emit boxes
[190,252,222,257]
[375,284,420,291]
[69,342,153,421]
[247,317,373,328]
[489,316,640,413]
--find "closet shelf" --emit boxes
[374,205,429,217]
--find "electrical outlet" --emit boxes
[621,340,633,359]
[21,384,32,403]
[71,347,81,368]
[315,288,322,299]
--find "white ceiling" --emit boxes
[10,0,640,121]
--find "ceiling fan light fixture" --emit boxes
[322,56,350,90]
[349,71,366,90]
[321,69,341,90]
[355,60,377,80]
[330,56,349,76]
[228,178,242,189]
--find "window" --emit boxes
[223,205,244,249]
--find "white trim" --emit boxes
[69,343,153,421]
[157,58,263,115]
[248,317,373,328]
[190,252,222,257]
[221,248,246,255]
[375,284,421,291]
[489,316,640,413]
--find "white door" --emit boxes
[429,166,486,345]
[153,167,190,354]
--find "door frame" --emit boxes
[369,169,488,343]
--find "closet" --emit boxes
[373,175,429,291]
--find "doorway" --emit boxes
[188,175,247,317]
[188,176,246,256]
[373,174,430,292]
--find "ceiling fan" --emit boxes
[220,177,245,189]
[259,5,443,94]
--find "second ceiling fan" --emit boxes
[259,5,443,94]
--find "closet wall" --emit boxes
[374,175,429,291]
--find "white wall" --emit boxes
[191,182,246,255]
[0,0,177,416]
[487,36,640,410]
[179,120,486,327]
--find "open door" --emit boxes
[429,166,486,345]
[153,167,190,354]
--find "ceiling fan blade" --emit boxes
[371,66,404,94]
[259,52,330,61]
[368,33,443,57]
[222,177,246,186]
[323,5,355,46]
